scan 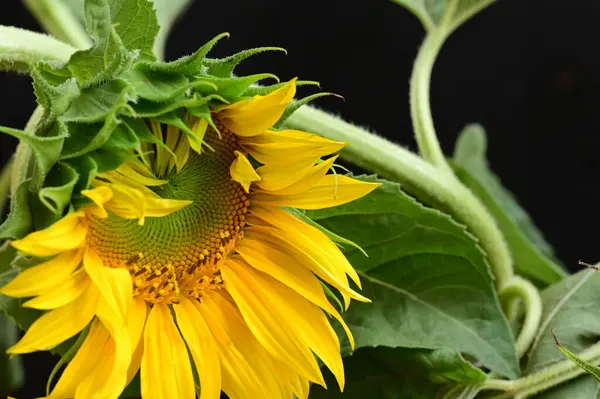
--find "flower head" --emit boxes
[1,74,378,398]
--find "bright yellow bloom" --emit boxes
[1,80,379,399]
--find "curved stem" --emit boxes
[499,276,543,358]
[21,0,90,50]
[285,106,513,287]
[410,27,453,174]
[0,26,76,74]
[482,342,600,398]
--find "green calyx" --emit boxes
[0,0,325,241]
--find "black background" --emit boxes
[1,0,599,397]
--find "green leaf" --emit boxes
[151,0,193,59]
[525,270,600,372]
[524,269,600,397]
[0,26,76,73]
[553,332,600,382]
[452,124,566,286]
[65,0,135,86]
[274,92,339,130]
[391,0,496,33]
[61,85,136,159]
[0,315,24,396]
[0,124,66,189]
[308,347,485,398]
[142,33,229,75]
[61,79,131,123]
[106,0,159,60]
[0,179,33,240]
[205,46,287,78]
[31,67,81,133]
[64,0,160,86]
[306,176,519,379]
[38,162,79,215]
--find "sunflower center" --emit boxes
[86,127,248,304]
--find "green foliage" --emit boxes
[307,176,519,379]
[391,0,496,32]
[554,332,600,383]
[523,270,600,397]
[309,347,486,398]
[452,124,566,286]
[0,315,24,396]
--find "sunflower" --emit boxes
[0,79,378,399]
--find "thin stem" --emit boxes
[499,276,542,358]
[481,342,600,398]
[410,27,453,173]
[285,106,513,288]
[22,0,90,50]
[0,159,13,216]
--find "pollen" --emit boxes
[86,124,247,304]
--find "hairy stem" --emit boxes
[0,26,76,73]
[286,106,513,287]
[21,0,90,50]
[0,159,13,215]
[499,276,543,358]
[482,342,600,398]
[410,25,453,173]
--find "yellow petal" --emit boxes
[223,258,345,389]
[252,174,380,209]
[257,155,337,194]
[251,204,361,288]
[48,319,111,399]
[81,186,113,218]
[244,227,368,307]
[240,129,345,166]
[217,79,296,137]
[76,290,135,399]
[83,249,132,325]
[230,151,260,193]
[103,162,168,187]
[141,303,195,399]
[173,297,221,399]
[74,337,119,399]
[197,293,289,399]
[23,269,91,310]
[220,259,325,386]
[11,212,87,257]
[8,284,99,354]
[188,117,208,153]
[125,298,148,385]
[103,183,192,226]
[236,237,354,349]
[0,248,83,298]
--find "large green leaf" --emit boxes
[308,347,485,398]
[524,270,600,397]
[390,0,496,32]
[452,124,566,286]
[306,176,519,379]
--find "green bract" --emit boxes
[0,0,318,243]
